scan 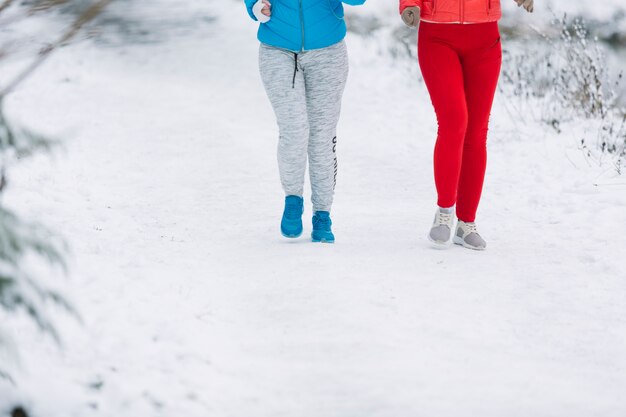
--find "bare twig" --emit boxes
[0,0,15,15]
[0,0,113,97]
[28,0,72,12]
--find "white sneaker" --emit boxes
[453,221,487,251]
[428,208,455,247]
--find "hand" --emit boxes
[401,6,420,28]
[252,0,271,23]
[261,0,271,17]
[514,0,533,13]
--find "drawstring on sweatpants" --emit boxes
[292,53,299,89]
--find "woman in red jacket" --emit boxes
[400,0,533,250]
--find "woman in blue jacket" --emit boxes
[244,0,366,243]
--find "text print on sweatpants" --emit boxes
[259,41,349,213]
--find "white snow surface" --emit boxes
[1,0,626,416]
[367,0,626,19]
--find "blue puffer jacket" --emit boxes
[244,0,366,52]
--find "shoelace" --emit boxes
[463,222,478,234]
[284,203,301,219]
[436,212,453,226]
[313,215,331,228]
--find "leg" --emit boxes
[259,44,309,198]
[418,24,468,210]
[302,41,349,213]
[456,28,502,222]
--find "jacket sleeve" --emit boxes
[342,0,366,4]
[399,0,422,14]
[244,0,258,21]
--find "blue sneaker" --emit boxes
[311,211,335,243]
[281,195,304,238]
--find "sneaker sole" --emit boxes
[312,239,335,244]
[427,234,452,249]
[281,231,303,239]
[311,234,335,244]
[453,236,486,251]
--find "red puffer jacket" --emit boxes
[399,0,501,24]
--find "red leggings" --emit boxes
[418,21,502,222]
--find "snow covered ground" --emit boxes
[355,0,626,24]
[1,0,626,416]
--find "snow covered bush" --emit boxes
[500,15,625,170]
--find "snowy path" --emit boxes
[2,1,626,416]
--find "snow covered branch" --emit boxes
[0,0,111,392]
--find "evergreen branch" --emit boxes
[0,115,59,157]
[0,207,68,272]
[0,369,14,384]
[0,269,76,344]
[0,168,6,193]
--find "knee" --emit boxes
[464,125,489,149]
[437,107,468,142]
[308,127,337,145]
[278,125,309,145]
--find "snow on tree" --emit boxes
[0,0,112,385]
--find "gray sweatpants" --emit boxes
[259,41,349,212]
